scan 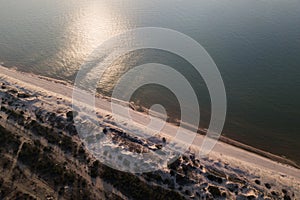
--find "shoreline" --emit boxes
[1,65,300,198]
[0,65,299,171]
[1,65,298,170]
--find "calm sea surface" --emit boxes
[0,0,299,163]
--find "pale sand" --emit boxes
[1,65,299,196]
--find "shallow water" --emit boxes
[0,0,299,163]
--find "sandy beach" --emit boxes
[0,65,299,199]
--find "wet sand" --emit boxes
[0,65,299,199]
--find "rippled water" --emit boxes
[0,0,299,163]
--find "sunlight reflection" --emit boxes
[52,1,130,77]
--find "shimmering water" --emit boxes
[0,0,299,163]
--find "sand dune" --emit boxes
[0,65,299,199]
